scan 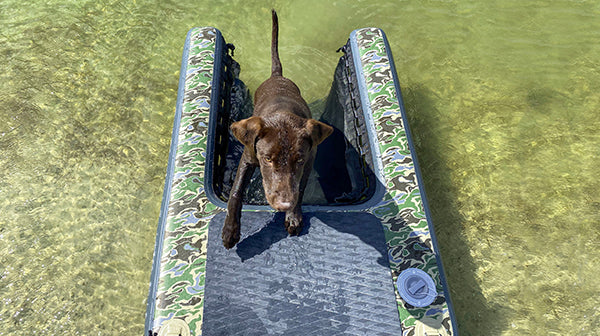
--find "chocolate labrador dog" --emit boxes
[222,10,333,249]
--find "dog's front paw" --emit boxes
[285,211,303,235]
[222,215,240,249]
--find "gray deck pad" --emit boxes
[202,211,402,335]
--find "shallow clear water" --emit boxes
[1,0,598,335]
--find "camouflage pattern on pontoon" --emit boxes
[354,27,455,335]
[150,27,218,335]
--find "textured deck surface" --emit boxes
[202,211,402,335]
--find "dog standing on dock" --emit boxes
[222,10,333,249]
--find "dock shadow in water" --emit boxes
[402,83,511,335]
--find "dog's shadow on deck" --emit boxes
[233,211,389,268]
[234,212,289,262]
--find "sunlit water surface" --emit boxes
[1,1,598,335]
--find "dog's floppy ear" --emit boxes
[305,119,333,146]
[231,116,264,147]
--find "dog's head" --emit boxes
[231,116,333,211]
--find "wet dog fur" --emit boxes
[221,10,333,249]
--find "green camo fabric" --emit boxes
[150,27,219,335]
[354,28,455,335]
[149,26,456,336]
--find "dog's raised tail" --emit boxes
[271,9,283,77]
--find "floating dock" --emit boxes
[145,26,458,336]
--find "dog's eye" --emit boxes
[297,159,304,165]
[263,156,272,163]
